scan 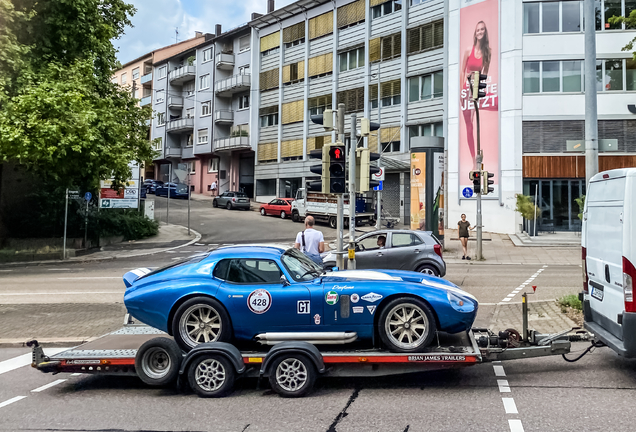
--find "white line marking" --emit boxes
[497,379,511,392]
[492,361,501,363]
[0,292,120,296]
[47,268,71,271]
[507,294,515,298]
[493,365,506,377]
[57,277,120,280]
[0,348,69,375]
[502,298,512,302]
[70,373,82,376]
[0,270,13,272]
[543,265,548,267]
[0,396,27,409]
[508,419,525,432]
[31,379,67,393]
[194,243,205,246]
[502,398,518,414]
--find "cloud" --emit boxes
[116,0,297,64]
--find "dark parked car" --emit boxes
[213,191,250,210]
[322,229,446,277]
[155,182,189,199]
[143,179,164,194]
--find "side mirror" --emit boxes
[280,274,290,286]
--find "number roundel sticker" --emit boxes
[247,289,272,314]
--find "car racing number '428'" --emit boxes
[247,289,272,314]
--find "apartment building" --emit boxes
[249,0,445,225]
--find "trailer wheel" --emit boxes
[329,216,337,229]
[135,337,182,386]
[172,296,232,352]
[187,353,235,398]
[378,297,436,353]
[268,354,316,398]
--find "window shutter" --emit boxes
[369,84,379,101]
[393,34,401,58]
[381,36,392,61]
[380,126,401,143]
[369,37,381,63]
[433,20,444,48]
[298,60,305,79]
[260,31,280,52]
[337,0,364,29]
[370,0,391,6]
[309,11,333,40]
[259,105,278,116]
[392,79,401,97]
[239,36,250,51]
[258,142,278,161]
[282,100,304,124]
[308,56,318,77]
[283,22,305,44]
[259,69,279,90]
[324,53,333,73]
[408,28,420,54]
[282,65,291,84]
[380,81,392,98]
[422,25,433,50]
[281,139,303,158]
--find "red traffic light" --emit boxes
[330,147,344,160]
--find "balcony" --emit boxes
[168,65,196,84]
[194,142,212,155]
[140,95,151,106]
[214,136,250,152]
[165,147,181,158]
[215,74,250,97]
[214,110,234,124]
[168,96,183,109]
[182,146,194,159]
[216,53,235,70]
[140,72,152,85]
[166,117,194,133]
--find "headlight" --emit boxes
[447,291,476,313]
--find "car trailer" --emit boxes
[28,298,591,398]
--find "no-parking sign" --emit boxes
[373,166,385,181]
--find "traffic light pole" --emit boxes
[348,113,357,270]
[475,103,483,261]
[336,104,346,270]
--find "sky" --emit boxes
[114,0,296,65]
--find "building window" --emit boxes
[337,87,364,114]
[410,0,426,5]
[599,59,624,91]
[283,61,304,84]
[201,101,211,116]
[186,107,194,118]
[202,48,212,62]
[523,1,582,34]
[133,88,140,99]
[231,124,249,137]
[111,76,117,83]
[186,133,193,147]
[339,47,365,72]
[261,47,280,57]
[157,112,165,126]
[369,33,401,63]
[283,22,306,48]
[259,68,280,91]
[121,73,127,84]
[260,106,279,127]
[208,158,219,172]
[239,65,250,75]
[155,89,164,103]
[522,60,584,93]
[308,94,332,116]
[406,20,444,55]
[370,79,401,108]
[337,0,365,29]
[198,129,208,144]
[372,0,402,19]
[409,123,443,144]
[239,35,251,52]
[154,137,162,151]
[408,71,443,102]
[187,161,196,174]
[183,82,195,96]
[199,74,210,90]
[239,95,250,110]
[132,68,140,80]
[157,66,167,79]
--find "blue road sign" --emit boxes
[373,181,383,191]
[462,187,473,198]
[84,192,92,201]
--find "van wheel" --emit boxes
[329,217,337,229]
[292,211,300,223]
[135,337,182,386]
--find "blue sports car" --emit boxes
[123,245,478,353]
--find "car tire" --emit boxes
[260,208,266,216]
[377,297,437,353]
[329,216,337,229]
[172,297,232,352]
[226,202,232,210]
[292,211,301,223]
[187,353,235,398]
[416,264,439,277]
[280,210,286,219]
[268,354,317,398]
[135,337,182,387]
[212,200,218,208]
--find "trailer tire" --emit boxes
[172,297,232,352]
[268,354,316,398]
[329,216,337,229]
[187,353,235,398]
[135,337,182,387]
[378,297,436,353]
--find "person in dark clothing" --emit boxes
[458,213,474,260]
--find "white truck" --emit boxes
[290,188,376,228]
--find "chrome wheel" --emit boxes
[418,266,437,276]
[179,304,222,348]
[194,358,226,392]
[280,211,286,219]
[275,358,308,392]
[140,347,172,380]
[384,303,430,350]
[260,208,266,216]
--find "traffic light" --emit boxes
[356,148,381,192]
[471,71,488,101]
[482,171,494,195]
[308,146,329,193]
[359,118,381,137]
[470,170,481,194]
[328,144,346,194]
[310,109,333,131]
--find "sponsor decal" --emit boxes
[66,360,101,365]
[333,285,355,290]
[352,306,364,314]
[367,305,377,314]
[297,300,311,314]
[325,290,339,305]
[314,314,321,325]
[247,289,272,314]
[350,293,360,303]
[408,355,467,362]
[361,292,383,303]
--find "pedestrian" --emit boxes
[457,213,474,260]
[294,215,325,266]
[211,180,217,196]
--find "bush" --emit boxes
[515,194,542,220]
[557,294,582,311]
[94,209,158,240]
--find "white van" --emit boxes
[582,168,636,357]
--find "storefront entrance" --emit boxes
[523,179,586,231]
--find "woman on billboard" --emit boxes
[460,21,491,159]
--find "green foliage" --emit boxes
[557,294,582,311]
[515,194,542,220]
[609,12,636,58]
[575,195,586,220]
[94,209,158,240]
[187,56,196,66]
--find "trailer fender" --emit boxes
[260,341,325,377]
[179,342,246,375]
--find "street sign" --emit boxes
[84,192,92,201]
[373,181,383,191]
[100,199,138,209]
[68,190,80,199]
[462,187,474,198]
[373,166,385,181]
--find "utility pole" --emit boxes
[336,105,345,270]
[375,67,382,229]
[167,164,171,225]
[475,102,483,261]
[63,188,69,260]
[348,113,357,270]
[584,0,599,185]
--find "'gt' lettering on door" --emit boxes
[297,300,310,314]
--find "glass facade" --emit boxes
[523,179,586,231]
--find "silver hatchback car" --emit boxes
[213,191,250,210]
[321,229,446,277]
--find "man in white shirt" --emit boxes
[210,181,217,196]
[294,215,325,265]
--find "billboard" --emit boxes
[410,152,426,230]
[459,0,499,197]
[99,163,141,209]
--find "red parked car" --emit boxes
[259,198,294,219]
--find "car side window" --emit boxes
[358,234,385,251]
[391,233,424,248]
[226,259,282,284]
[213,259,231,280]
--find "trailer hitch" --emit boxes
[26,340,49,367]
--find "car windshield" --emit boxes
[236,192,248,197]
[281,248,323,282]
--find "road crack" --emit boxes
[326,388,360,432]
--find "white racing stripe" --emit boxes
[0,348,70,376]
[502,398,518,414]
[31,379,67,393]
[57,277,120,280]
[0,396,27,409]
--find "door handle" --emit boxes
[377,252,383,256]
[414,249,420,254]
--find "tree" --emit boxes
[0,0,153,190]
[609,13,636,56]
